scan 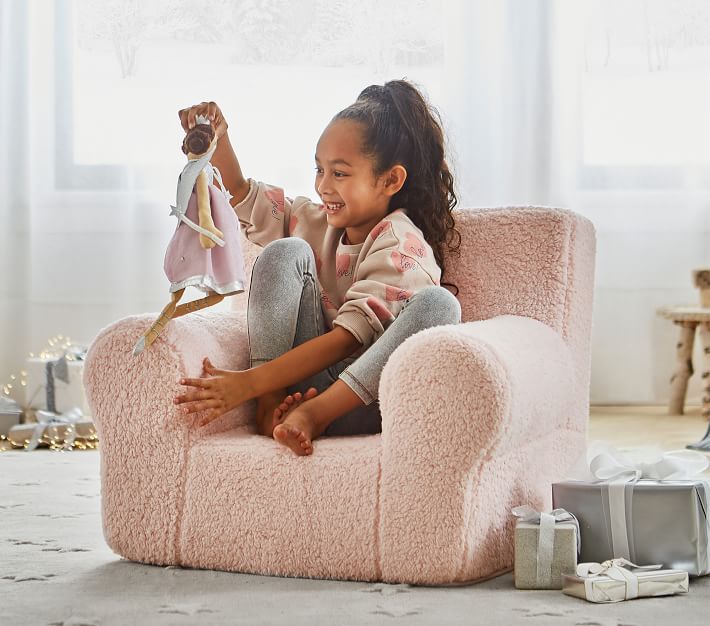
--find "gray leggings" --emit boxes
[247,237,462,436]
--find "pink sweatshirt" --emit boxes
[232,178,442,362]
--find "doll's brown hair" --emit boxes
[182,123,215,156]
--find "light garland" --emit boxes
[0,334,97,453]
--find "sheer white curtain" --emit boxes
[1,0,709,405]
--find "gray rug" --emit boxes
[1,450,708,626]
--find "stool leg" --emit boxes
[699,322,710,420]
[687,322,710,450]
[668,321,697,415]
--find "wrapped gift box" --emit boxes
[552,479,709,576]
[563,559,689,603]
[24,353,90,416]
[0,396,23,436]
[552,443,710,576]
[8,409,96,450]
[515,520,578,589]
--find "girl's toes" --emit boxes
[304,387,318,399]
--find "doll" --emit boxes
[133,115,246,356]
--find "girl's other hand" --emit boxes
[178,101,228,139]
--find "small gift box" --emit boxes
[552,442,710,576]
[512,505,580,589]
[562,558,689,603]
[0,396,23,437]
[8,407,96,450]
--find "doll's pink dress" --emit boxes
[164,150,246,296]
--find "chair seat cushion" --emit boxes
[177,426,384,581]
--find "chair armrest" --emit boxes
[82,309,252,565]
[377,315,580,583]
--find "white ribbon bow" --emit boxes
[512,505,580,587]
[573,442,709,560]
[28,407,85,451]
[575,558,663,601]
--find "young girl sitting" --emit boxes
[174,79,462,456]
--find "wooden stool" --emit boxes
[656,306,710,420]
[657,269,710,450]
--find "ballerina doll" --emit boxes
[133,115,246,356]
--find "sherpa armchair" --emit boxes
[83,206,595,585]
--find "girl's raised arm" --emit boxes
[212,131,251,207]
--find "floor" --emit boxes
[1,406,709,626]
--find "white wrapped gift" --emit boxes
[24,349,90,416]
[562,558,689,603]
[8,407,95,450]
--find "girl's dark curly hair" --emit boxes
[333,79,461,296]
[182,123,215,156]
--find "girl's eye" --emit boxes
[314,167,346,178]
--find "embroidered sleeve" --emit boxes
[231,178,326,247]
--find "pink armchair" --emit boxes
[83,206,595,585]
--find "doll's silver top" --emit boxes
[173,142,218,217]
[168,142,229,246]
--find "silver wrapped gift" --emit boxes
[553,442,710,576]
[0,396,23,436]
[563,558,689,603]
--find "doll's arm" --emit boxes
[196,170,213,227]
[195,170,223,248]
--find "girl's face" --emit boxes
[314,119,406,245]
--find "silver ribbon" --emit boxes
[581,442,709,560]
[169,143,227,246]
[576,558,663,601]
[44,346,88,414]
[27,407,85,451]
[512,505,581,587]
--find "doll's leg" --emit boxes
[172,290,224,318]
[321,285,462,436]
[132,289,185,356]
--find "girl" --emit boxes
[174,79,462,456]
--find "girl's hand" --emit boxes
[178,101,228,140]
[174,358,254,427]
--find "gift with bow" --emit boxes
[511,505,581,589]
[23,345,90,415]
[553,441,710,576]
[7,406,96,450]
[562,557,689,603]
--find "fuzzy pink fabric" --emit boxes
[83,206,595,585]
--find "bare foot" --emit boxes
[273,387,319,421]
[272,388,324,456]
[255,388,290,436]
[255,387,318,437]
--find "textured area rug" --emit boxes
[1,450,708,626]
